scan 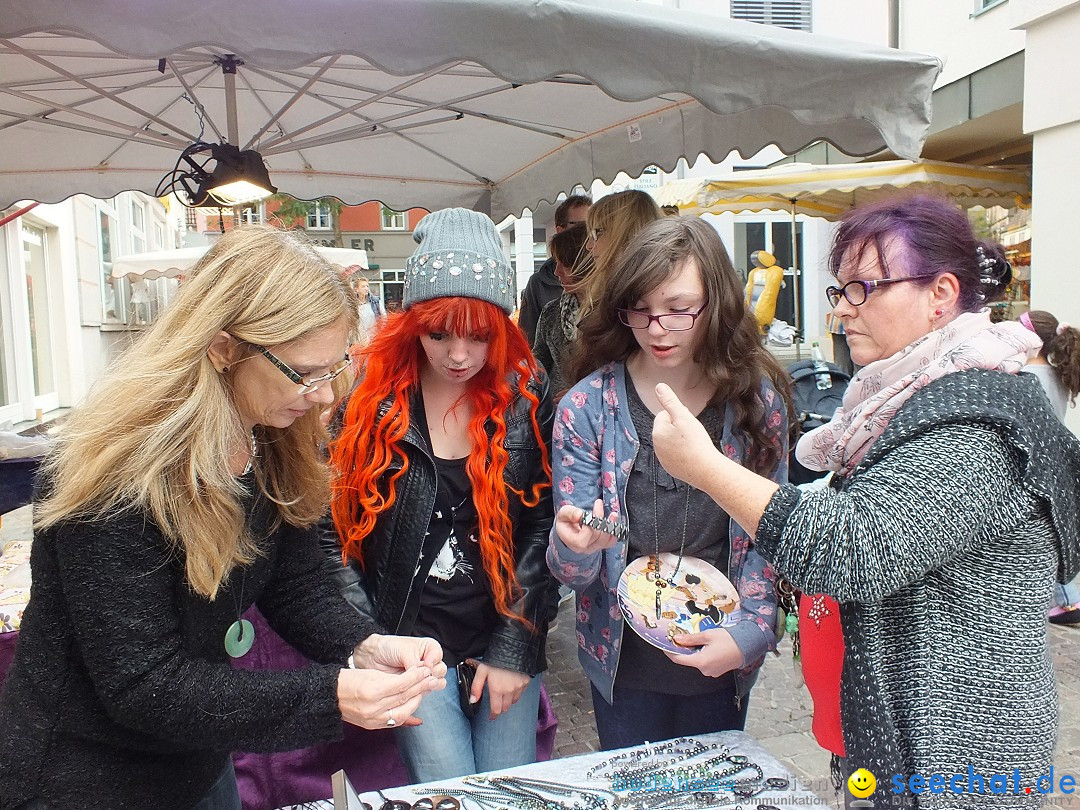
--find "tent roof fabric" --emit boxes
[110,244,368,280]
[0,0,941,218]
[653,160,1031,219]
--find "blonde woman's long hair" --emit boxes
[579,190,662,308]
[35,225,358,599]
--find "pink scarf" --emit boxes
[796,310,1042,474]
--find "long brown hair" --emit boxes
[1023,310,1080,405]
[330,297,551,622]
[570,216,795,475]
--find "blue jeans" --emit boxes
[590,679,749,751]
[395,665,542,783]
[194,760,242,810]
[1055,578,1080,608]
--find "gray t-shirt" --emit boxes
[1022,364,1068,422]
[616,375,733,695]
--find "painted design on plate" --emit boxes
[617,553,740,655]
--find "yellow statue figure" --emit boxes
[744,250,784,332]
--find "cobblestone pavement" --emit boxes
[4,505,1080,807]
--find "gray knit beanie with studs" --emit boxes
[403,208,516,314]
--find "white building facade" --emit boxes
[0,193,178,427]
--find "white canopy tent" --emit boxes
[0,0,942,219]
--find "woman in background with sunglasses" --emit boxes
[546,216,793,750]
[650,195,1080,795]
[325,209,556,783]
[0,226,446,810]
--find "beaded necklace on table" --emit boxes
[411,736,791,810]
[586,737,790,808]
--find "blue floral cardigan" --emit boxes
[546,362,788,705]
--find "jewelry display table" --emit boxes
[310,730,828,810]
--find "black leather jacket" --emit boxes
[320,373,558,675]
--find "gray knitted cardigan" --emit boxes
[757,369,1080,809]
[532,295,572,395]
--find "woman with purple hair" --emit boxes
[642,195,1080,801]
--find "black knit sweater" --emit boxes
[0,478,376,810]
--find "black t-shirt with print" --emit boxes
[410,452,497,667]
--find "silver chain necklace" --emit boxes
[651,463,691,620]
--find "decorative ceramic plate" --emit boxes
[617,553,740,655]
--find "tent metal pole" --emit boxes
[217,55,242,145]
[791,199,801,360]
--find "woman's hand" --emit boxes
[554,499,619,555]
[470,660,531,720]
[337,666,445,729]
[652,383,718,491]
[353,634,447,679]
[664,628,745,678]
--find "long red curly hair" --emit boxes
[330,297,551,623]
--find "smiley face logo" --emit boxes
[847,769,877,798]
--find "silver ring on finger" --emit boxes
[386,708,397,728]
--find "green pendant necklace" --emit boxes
[224,567,254,658]
[225,431,257,658]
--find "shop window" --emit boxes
[238,205,264,225]
[130,201,147,256]
[974,0,1007,14]
[380,268,406,311]
[0,292,10,407]
[99,207,130,325]
[131,200,145,233]
[730,0,812,31]
[734,219,804,328]
[307,202,333,230]
[381,207,407,231]
[21,224,56,398]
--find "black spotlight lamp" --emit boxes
[159,142,277,207]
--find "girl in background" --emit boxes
[532,223,588,395]
[1018,309,1080,624]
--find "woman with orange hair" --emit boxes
[323,208,557,783]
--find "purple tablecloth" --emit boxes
[0,457,40,515]
[0,609,558,810]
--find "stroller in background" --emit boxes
[786,357,851,485]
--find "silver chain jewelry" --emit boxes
[651,467,691,619]
[579,510,629,540]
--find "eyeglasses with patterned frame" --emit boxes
[825,274,937,308]
[250,344,350,394]
[617,301,709,332]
